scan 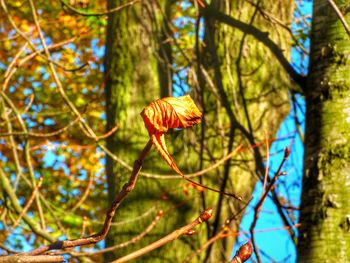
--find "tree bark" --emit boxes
[297,0,350,261]
[104,0,160,261]
[198,0,295,261]
[104,1,197,262]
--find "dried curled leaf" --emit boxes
[141,95,202,133]
[141,95,202,174]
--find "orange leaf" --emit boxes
[141,95,202,174]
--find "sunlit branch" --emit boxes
[249,147,290,263]
[0,255,64,263]
[59,0,140,17]
[326,0,350,38]
[26,140,153,255]
[57,210,164,257]
[6,177,43,238]
[245,0,309,56]
[111,208,213,263]
[0,116,80,138]
[0,168,55,242]
[71,171,94,212]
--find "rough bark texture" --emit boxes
[103,0,297,262]
[297,0,350,261]
[198,0,295,261]
[104,0,159,261]
[104,1,199,262]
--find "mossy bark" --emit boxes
[104,1,198,262]
[104,1,159,261]
[197,0,295,261]
[297,0,350,261]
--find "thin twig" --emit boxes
[245,0,309,55]
[0,243,20,255]
[1,87,46,230]
[0,255,64,263]
[326,0,350,38]
[80,216,87,238]
[103,142,247,179]
[4,42,28,78]
[183,197,252,263]
[26,140,153,255]
[111,208,213,263]
[0,116,80,138]
[6,177,43,237]
[249,147,290,263]
[262,134,270,194]
[71,171,94,211]
[0,168,55,242]
[95,124,119,140]
[2,37,77,89]
[199,2,307,89]
[59,210,164,257]
[0,0,80,76]
[59,0,140,17]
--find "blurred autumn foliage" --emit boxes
[2,0,349,262]
[1,0,109,249]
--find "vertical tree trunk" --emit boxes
[199,0,295,261]
[297,0,350,261]
[104,0,159,261]
[104,1,201,262]
[157,1,173,98]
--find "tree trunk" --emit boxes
[104,0,159,261]
[104,1,200,262]
[198,0,295,261]
[297,0,350,261]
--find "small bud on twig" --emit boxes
[284,147,291,159]
[279,171,288,176]
[231,242,252,263]
[199,208,213,223]
[184,229,197,236]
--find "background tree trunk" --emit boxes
[198,0,295,261]
[104,0,297,262]
[104,1,202,262]
[297,0,350,261]
[104,0,160,261]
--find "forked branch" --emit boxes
[26,140,153,256]
[198,1,307,89]
[111,208,214,263]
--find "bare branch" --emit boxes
[0,255,64,263]
[0,168,55,242]
[326,0,350,38]
[59,0,140,17]
[26,140,153,255]
[58,210,164,257]
[198,2,307,89]
[249,147,290,263]
[111,208,213,263]
[6,177,43,237]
